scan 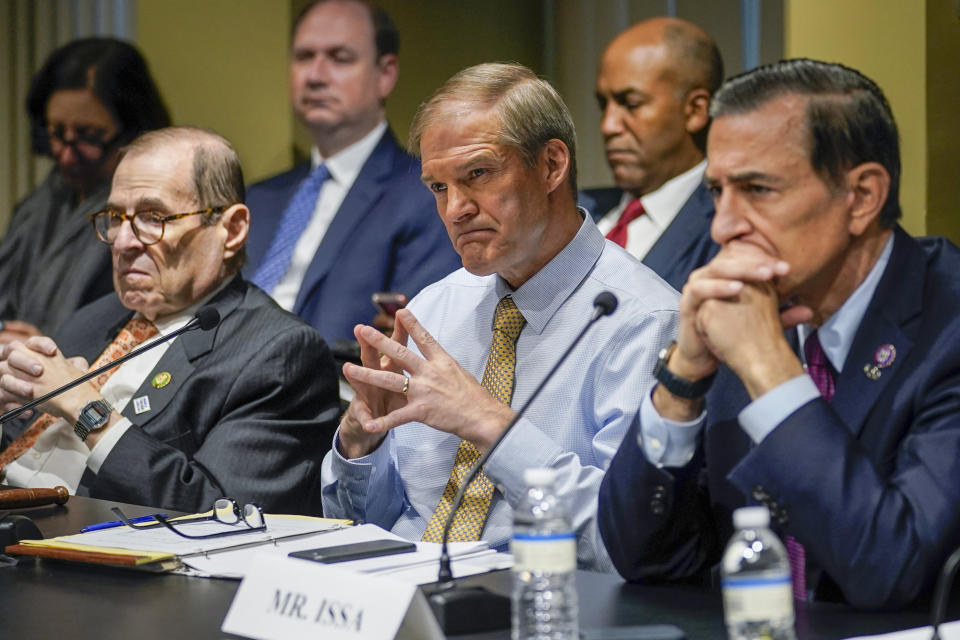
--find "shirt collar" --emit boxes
[798,233,895,371]
[310,120,388,187]
[494,209,603,334]
[616,159,706,229]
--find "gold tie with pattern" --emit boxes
[421,296,526,542]
[0,316,159,471]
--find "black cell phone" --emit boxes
[371,291,408,317]
[288,539,417,564]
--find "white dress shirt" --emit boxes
[270,121,388,311]
[2,284,228,491]
[322,213,680,571]
[596,160,706,259]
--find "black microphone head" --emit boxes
[195,307,221,331]
[594,292,618,316]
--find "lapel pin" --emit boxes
[151,371,172,389]
[133,395,151,415]
[863,344,896,381]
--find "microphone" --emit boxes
[0,306,220,425]
[427,291,619,635]
[930,544,960,640]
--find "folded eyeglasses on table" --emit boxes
[111,498,265,540]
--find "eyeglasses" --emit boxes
[47,124,120,155]
[110,498,265,540]
[89,207,224,246]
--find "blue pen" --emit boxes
[81,513,167,533]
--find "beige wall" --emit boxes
[137,0,293,184]
[786,0,960,242]
[925,0,960,240]
[291,0,547,160]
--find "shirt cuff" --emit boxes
[738,374,820,443]
[87,417,134,473]
[641,386,705,467]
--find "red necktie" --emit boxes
[605,198,645,248]
[785,331,836,601]
[0,316,159,471]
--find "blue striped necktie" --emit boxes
[252,164,331,293]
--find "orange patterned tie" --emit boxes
[421,296,526,542]
[0,316,159,470]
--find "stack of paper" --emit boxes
[9,516,512,585]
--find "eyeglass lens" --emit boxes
[48,124,112,149]
[95,211,165,245]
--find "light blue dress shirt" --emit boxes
[321,213,679,571]
[640,234,895,466]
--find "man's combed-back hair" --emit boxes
[408,62,579,198]
[710,58,901,227]
[123,126,247,269]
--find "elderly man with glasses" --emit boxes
[0,126,340,515]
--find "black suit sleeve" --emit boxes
[85,324,340,515]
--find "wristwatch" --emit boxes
[653,341,716,399]
[74,399,113,442]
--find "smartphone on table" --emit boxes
[289,539,416,564]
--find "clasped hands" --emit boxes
[0,336,94,424]
[661,243,814,414]
[338,309,514,460]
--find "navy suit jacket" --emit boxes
[579,183,717,292]
[244,129,460,342]
[0,276,341,515]
[598,228,960,609]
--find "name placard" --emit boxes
[221,554,443,640]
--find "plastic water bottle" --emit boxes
[510,467,578,640]
[721,506,796,640]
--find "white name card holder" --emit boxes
[221,553,444,640]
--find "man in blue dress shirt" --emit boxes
[598,58,960,609]
[321,63,679,571]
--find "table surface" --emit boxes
[0,494,950,639]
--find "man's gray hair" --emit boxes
[122,126,247,269]
[409,62,578,198]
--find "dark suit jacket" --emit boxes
[598,228,960,610]
[244,129,461,342]
[579,183,717,292]
[1,276,341,515]
[0,170,113,334]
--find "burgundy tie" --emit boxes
[785,331,836,601]
[605,198,645,248]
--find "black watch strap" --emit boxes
[653,341,716,399]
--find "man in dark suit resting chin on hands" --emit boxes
[598,58,960,609]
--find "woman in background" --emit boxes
[0,38,170,342]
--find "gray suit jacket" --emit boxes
[0,170,113,334]
[10,276,341,514]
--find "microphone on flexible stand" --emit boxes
[426,292,618,635]
[0,306,220,425]
[930,544,960,640]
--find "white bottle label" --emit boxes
[511,533,576,572]
[722,575,794,623]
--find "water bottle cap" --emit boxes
[733,506,770,529]
[523,467,558,486]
